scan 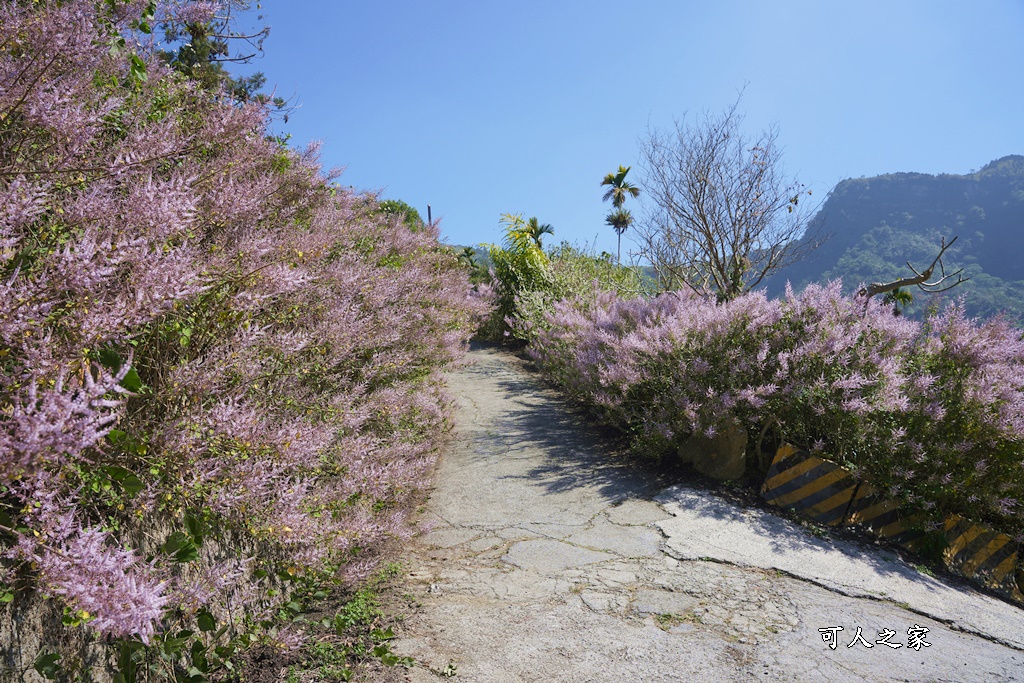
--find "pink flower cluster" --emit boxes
[1,0,485,653]
[526,280,1024,537]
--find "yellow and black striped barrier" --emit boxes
[760,446,925,548]
[844,481,929,553]
[761,445,1024,603]
[761,445,858,527]
[943,515,1024,603]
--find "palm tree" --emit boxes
[601,165,640,262]
[458,246,477,268]
[882,286,914,316]
[605,209,633,264]
[523,216,554,250]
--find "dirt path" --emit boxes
[391,345,1024,682]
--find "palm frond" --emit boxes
[605,208,633,234]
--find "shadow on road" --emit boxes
[489,356,670,502]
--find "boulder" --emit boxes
[679,419,748,480]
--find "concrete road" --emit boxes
[392,345,1024,682]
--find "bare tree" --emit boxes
[636,99,822,299]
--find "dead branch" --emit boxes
[858,235,969,299]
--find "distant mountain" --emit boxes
[761,155,1024,322]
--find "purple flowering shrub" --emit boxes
[527,281,1024,539]
[1,0,484,670]
[895,307,1024,528]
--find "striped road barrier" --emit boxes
[844,480,929,553]
[761,445,1024,604]
[943,515,1024,603]
[761,444,857,527]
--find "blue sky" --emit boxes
[234,0,1024,256]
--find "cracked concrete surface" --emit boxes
[392,345,1024,682]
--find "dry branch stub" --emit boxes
[858,235,969,300]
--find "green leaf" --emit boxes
[184,513,204,547]
[175,544,200,564]
[104,465,131,481]
[106,430,149,456]
[120,368,144,392]
[103,466,145,495]
[34,652,62,680]
[106,429,129,445]
[196,610,215,632]
[162,532,200,563]
[191,640,210,673]
[120,474,145,496]
[161,637,189,656]
[129,54,148,82]
[373,643,402,666]
[371,626,395,641]
[97,347,123,372]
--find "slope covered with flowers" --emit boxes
[0,0,484,674]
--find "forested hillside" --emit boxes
[762,156,1024,321]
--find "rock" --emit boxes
[677,436,694,464]
[680,419,747,481]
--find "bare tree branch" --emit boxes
[858,236,970,299]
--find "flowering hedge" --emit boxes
[524,282,1024,541]
[0,0,485,676]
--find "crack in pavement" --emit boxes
[392,345,1024,682]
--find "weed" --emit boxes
[800,520,830,540]
[680,610,705,625]
[434,660,458,678]
[654,613,684,631]
[378,562,404,580]
[334,588,381,634]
